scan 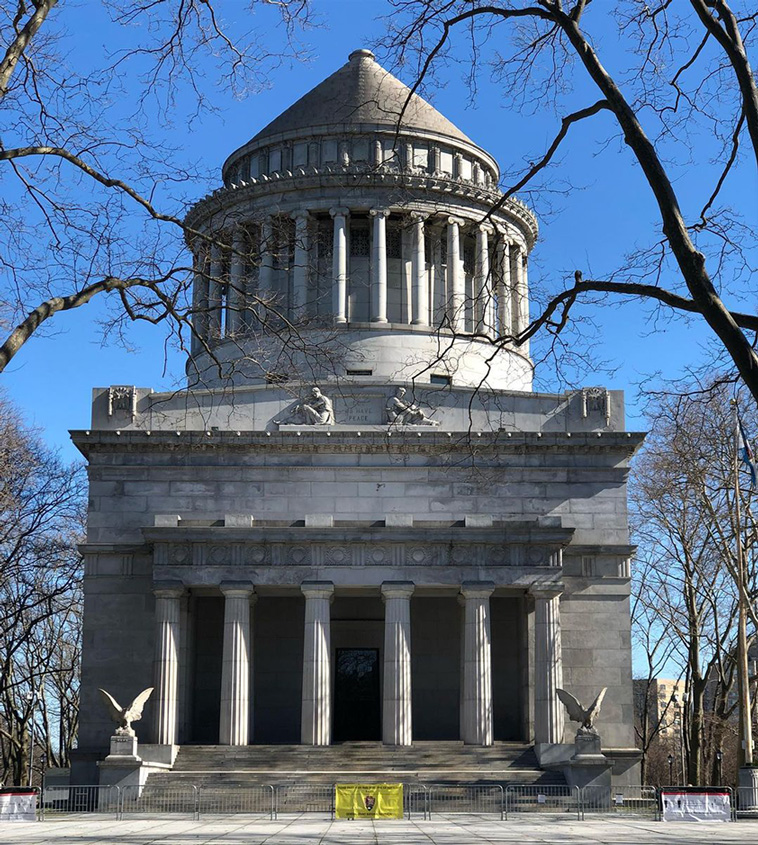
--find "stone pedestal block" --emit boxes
[573,732,602,759]
[107,734,139,762]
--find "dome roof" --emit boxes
[248,49,474,146]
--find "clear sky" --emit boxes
[3,0,755,463]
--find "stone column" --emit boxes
[370,209,389,323]
[219,581,255,746]
[519,251,530,354]
[498,239,512,339]
[381,581,414,746]
[292,210,310,318]
[191,247,209,354]
[512,244,530,337]
[447,217,465,333]
[301,581,334,745]
[401,226,413,324]
[259,217,274,293]
[227,227,245,336]
[208,241,224,339]
[411,213,428,326]
[531,585,564,744]
[460,581,494,746]
[431,145,441,173]
[152,581,184,746]
[453,152,463,179]
[475,224,494,334]
[330,208,349,323]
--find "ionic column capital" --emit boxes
[410,211,428,223]
[447,216,465,228]
[370,208,390,218]
[329,206,350,218]
[381,581,415,601]
[478,222,495,235]
[291,209,310,222]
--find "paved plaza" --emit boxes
[2,816,757,844]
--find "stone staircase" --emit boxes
[145,742,565,788]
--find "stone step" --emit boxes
[172,742,539,769]
[143,742,564,790]
[145,771,566,786]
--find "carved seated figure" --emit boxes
[385,387,440,426]
[274,387,335,426]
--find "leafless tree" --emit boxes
[0,1,316,376]
[383,1,758,404]
[630,383,757,784]
[0,391,84,785]
[631,558,681,785]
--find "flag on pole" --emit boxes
[738,416,757,488]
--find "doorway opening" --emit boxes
[333,647,381,741]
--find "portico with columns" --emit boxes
[142,517,575,749]
[72,47,642,787]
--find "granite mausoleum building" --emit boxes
[71,49,642,786]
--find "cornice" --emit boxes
[70,428,645,459]
[184,165,539,247]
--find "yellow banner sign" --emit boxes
[335,783,404,819]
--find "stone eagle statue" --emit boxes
[98,687,154,736]
[556,687,607,732]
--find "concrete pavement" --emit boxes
[1,815,757,844]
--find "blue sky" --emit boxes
[3,0,755,462]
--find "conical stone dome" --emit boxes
[187,48,538,394]
[249,49,473,146]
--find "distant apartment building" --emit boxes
[634,678,686,739]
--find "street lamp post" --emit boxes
[26,689,36,788]
[716,749,723,786]
[672,692,687,784]
[680,693,688,784]
[668,754,674,785]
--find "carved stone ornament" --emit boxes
[108,385,137,419]
[557,687,607,737]
[581,387,611,425]
[385,387,440,426]
[98,687,154,737]
[274,386,335,426]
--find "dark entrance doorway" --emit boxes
[333,648,381,741]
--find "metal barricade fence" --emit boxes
[426,784,504,820]
[580,785,659,820]
[737,785,758,816]
[505,784,581,820]
[41,785,120,820]
[198,785,275,819]
[45,780,751,824]
[405,784,428,819]
[119,784,199,819]
[274,784,335,818]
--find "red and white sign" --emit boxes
[661,790,731,822]
[0,790,37,822]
